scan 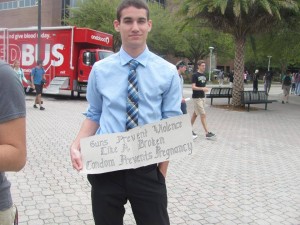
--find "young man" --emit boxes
[264,69,273,95]
[31,59,46,110]
[191,60,216,139]
[253,69,259,91]
[281,72,292,104]
[70,1,182,224]
[0,60,27,225]
[176,60,187,114]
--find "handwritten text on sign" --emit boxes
[80,114,193,174]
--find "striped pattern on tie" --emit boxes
[126,59,139,130]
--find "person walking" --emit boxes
[228,70,234,87]
[176,60,188,114]
[282,72,292,104]
[218,70,224,87]
[176,60,197,140]
[31,59,46,110]
[0,60,27,225]
[291,73,296,94]
[253,69,259,91]
[264,69,273,95]
[191,60,216,139]
[12,59,29,88]
[70,1,182,225]
[294,71,300,95]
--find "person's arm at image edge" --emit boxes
[0,117,26,171]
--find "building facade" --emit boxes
[0,0,79,28]
[0,0,166,28]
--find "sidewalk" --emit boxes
[6,85,300,225]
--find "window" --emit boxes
[99,51,113,60]
[25,0,31,7]
[19,0,25,7]
[0,0,38,10]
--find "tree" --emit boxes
[66,0,180,54]
[174,24,234,72]
[179,0,299,106]
[65,0,120,51]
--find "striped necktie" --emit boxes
[126,59,139,130]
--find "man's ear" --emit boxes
[114,20,120,32]
[148,20,152,32]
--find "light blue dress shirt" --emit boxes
[85,46,182,135]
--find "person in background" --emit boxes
[218,69,224,87]
[31,59,46,110]
[281,72,292,104]
[264,69,273,95]
[70,1,182,224]
[228,70,234,87]
[294,72,300,95]
[253,69,259,91]
[291,73,296,94]
[244,71,248,84]
[12,59,29,88]
[176,60,197,140]
[191,60,216,139]
[0,60,27,225]
[176,60,187,114]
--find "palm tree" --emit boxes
[179,0,299,106]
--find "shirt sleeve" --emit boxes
[161,69,183,119]
[0,65,26,123]
[85,66,102,124]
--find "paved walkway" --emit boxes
[7,84,300,225]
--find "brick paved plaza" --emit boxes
[6,84,300,225]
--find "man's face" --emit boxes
[114,6,152,53]
[179,66,186,74]
[198,63,206,73]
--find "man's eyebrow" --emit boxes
[122,16,147,20]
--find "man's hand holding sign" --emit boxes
[79,114,193,174]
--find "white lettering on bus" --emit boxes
[21,43,64,66]
[91,35,110,44]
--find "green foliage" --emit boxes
[65,0,120,50]
[147,3,179,55]
[179,0,300,105]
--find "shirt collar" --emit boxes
[119,46,149,68]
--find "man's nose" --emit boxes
[132,21,139,31]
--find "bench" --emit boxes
[241,91,277,112]
[206,87,232,105]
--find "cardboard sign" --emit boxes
[80,114,193,174]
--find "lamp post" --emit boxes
[267,55,272,71]
[208,46,214,82]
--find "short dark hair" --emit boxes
[37,59,43,65]
[176,60,186,70]
[116,0,149,22]
[197,60,205,66]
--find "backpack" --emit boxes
[283,75,291,86]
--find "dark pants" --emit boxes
[253,81,258,91]
[87,164,169,225]
[181,102,187,114]
[35,84,43,95]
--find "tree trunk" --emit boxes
[232,36,246,106]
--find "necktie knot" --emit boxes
[129,59,139,71]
